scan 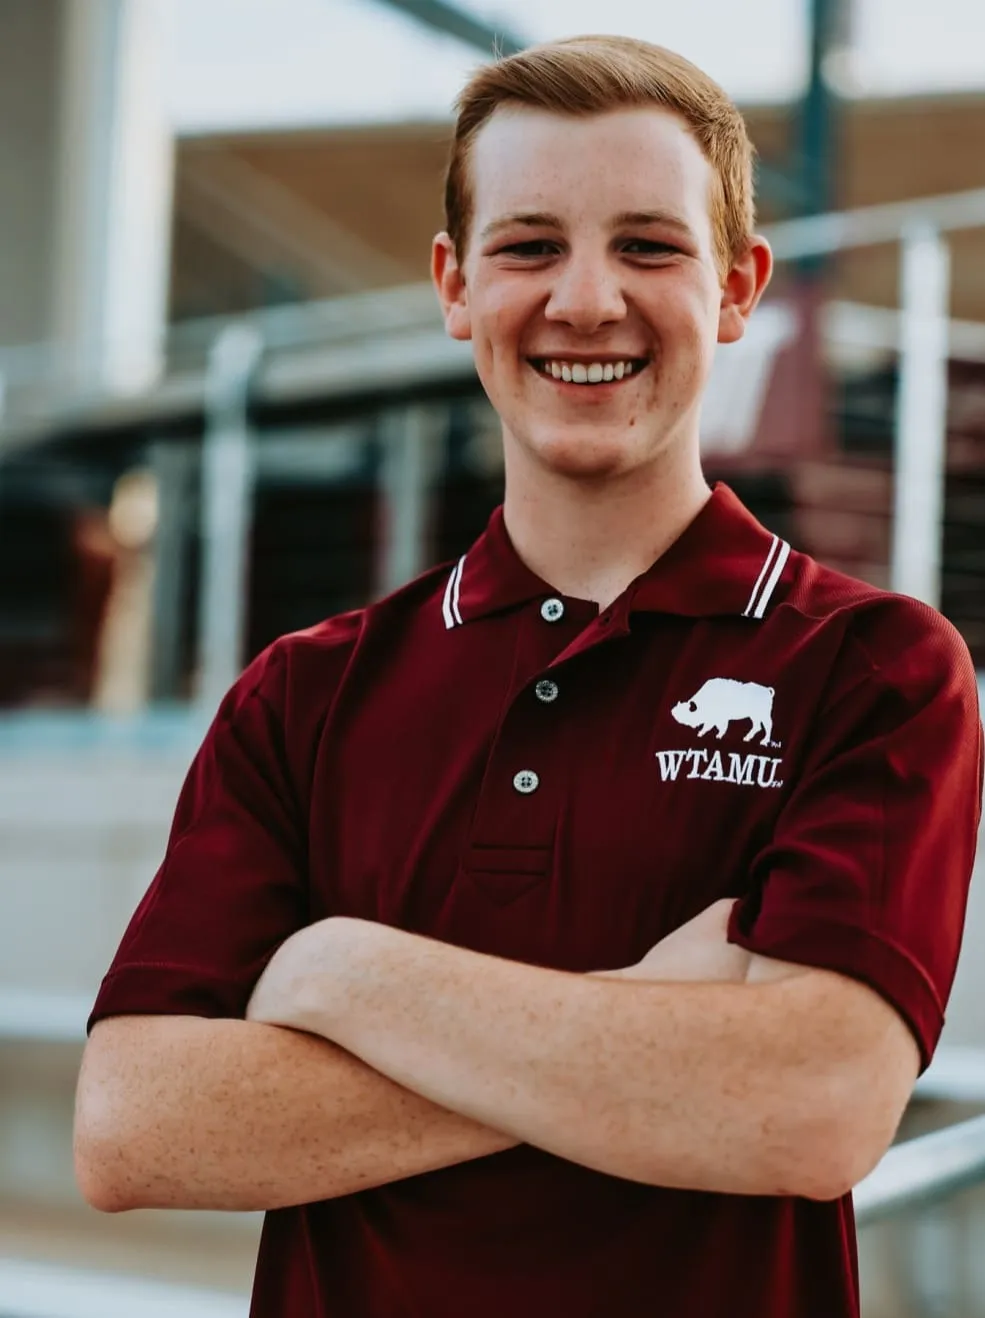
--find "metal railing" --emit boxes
[0,1256,248,1318]
[854,1113,985,1227]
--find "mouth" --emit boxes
[527,356,649,387]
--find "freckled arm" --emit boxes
[73,902,756,1212]
[247,914,917,1199]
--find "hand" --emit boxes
[595,900,752,984]
[246,916,373,1034]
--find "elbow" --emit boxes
[74,1075,143,1213]
[787,1113,857,1201]
[74,1022,154,1213]
[74,1126,136,1213]
[782,1098,896,1203]
[796,1152,870,1203]
[809,1128,895,1203]
[795,1162,857,1204]
[752,1147,858,1204]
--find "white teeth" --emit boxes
[537,358,638,385]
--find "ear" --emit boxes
[717,236,773,345]
[432,232,472,342]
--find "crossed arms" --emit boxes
[74,900,919,1214]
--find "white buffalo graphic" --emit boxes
[671,678,775,746]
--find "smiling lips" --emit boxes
[529,357,647,385]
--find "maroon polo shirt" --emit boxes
[89,483,983,1318]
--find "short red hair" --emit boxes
[444,34,757,279]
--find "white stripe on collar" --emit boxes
[442,555,466,629]
[743,535,790,619]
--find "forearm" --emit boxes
[75,1014,517,1213]
[251,920,849,1199]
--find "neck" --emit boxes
[502,442,711,612]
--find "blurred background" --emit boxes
[1,0,984,1314]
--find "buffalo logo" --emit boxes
[670,678,776,747]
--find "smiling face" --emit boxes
[433,106,770,485]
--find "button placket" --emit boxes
[461,601,584,879]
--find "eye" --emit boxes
[688,701,697,712]
[621,239,679,257]
[496,240,560,258]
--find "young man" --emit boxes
[75,35,982,1318]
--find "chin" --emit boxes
[522,428,646,481]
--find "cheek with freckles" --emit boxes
[650,310,717,411]
[470,301,521,388]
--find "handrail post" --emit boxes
[377,405,438,596]
[890,223,951,607]
[196,323,263,716]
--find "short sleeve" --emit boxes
[88,644,308,1030]
[728,602,984,1071]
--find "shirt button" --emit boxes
[513,769,540,794]
[541,598,565,623]
[534,679,559,704]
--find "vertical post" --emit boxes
[197,323,263,715]
[801,0,839,219]
[377,406,437,596]
[907,1204,965,1316]
[51,0,173,394]
[891,224,951,608]
[147,440,195,702]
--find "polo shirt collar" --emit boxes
[444,505,547,627]
[443,483,791,627]
[628,483,792,619]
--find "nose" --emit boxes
[544,252,627,333]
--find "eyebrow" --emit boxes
[612,210,697,240]
[479,209,699,243]
[479,212,563,241]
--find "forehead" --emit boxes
[469,105,715,238]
